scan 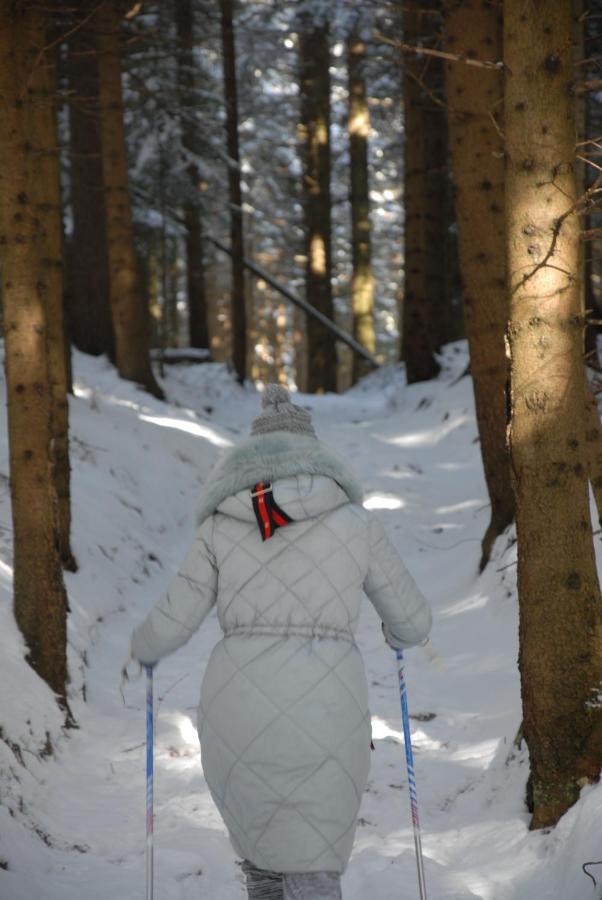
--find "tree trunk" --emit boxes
[220,0,247,383]
[401,3,442,383]
[66,10,113,359]
[0,2,69,703]
[424,46,453,352]
[505,0,602,830]
[175,0,210,351]
[347,24,376,384]
[298,8,337,394]
[35,25,76,572]
[95,3,163,398]
[443,0,514,569]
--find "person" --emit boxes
[130,384,432,900]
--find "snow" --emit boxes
[1,344,602,899]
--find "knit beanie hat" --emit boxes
[250,384,317,438]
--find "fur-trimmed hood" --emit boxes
[197,431,363,525]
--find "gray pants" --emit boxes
[242,860,342,900]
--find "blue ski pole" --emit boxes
[396,648,428,900]
[145,664,154,900]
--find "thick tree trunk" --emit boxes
[220,0,247,383]
[34,28,76,572]
[443,0,514,569]
[66,11,113,358]
[401,3,442,383]
[95,3,163,398]
[505,0,602,829]
[175,0,210,351]
[0,3,69,703]
[347,25,376,384]
[298,9,337,394]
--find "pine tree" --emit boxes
[0,1,69,703]
[443,0,514,568]
[66,8,113,359]
[401,2,442,383]
[505,0,602,828]
[95,2,163,398]
[297,2,337,393]
[175,0,210,352]
[347,17,376,384]
[35,20,76,572]
[220,0,247,383]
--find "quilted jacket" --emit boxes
[131,431,432,874]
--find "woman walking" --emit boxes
[131,384,432,899]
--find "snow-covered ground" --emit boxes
[1,345,601,900]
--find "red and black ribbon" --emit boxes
[251,482,293,541]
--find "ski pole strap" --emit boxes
[251,482,294,541]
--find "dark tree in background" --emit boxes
[401,2,443,383]
[347,14,376,384]
[175,0,210,352]
[220,0,247,384]
[297,2,337,393]
[95,2,163,398]
[66,7,114,360]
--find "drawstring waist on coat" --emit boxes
[222,623,356,643]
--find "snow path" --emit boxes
[1,346,602,899]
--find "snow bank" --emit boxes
[0,345,601,899]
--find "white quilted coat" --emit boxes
[131,432,432,874]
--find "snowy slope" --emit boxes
[1,345,601,900]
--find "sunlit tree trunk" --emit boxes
[95,3,163,398]
[175,0,210,351]
[220,0,247,383]
[443,0,514,569]
[401,2,441,383]
[505,0,602,829]
[298,6,337,394]
[347,23,376,384]
[0,3,69,703]
[67,11,113,358]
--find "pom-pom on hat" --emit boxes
[250,384,317,438]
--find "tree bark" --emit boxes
[347,24,376,384]
[0,2,69,703]
[34,24,76,572]
[220,0,247,383]
[505,0,602,829]
[175,0,210,351]
[95,3,163,398]
[401,2,442,383]
[298,7,337,394]
[443,0,514,569]
[66,11,113,359]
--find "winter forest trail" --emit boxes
[2,347,602,900]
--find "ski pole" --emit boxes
[145,664,154,900]
[396,648,428,900]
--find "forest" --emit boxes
[1,0,602,898]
